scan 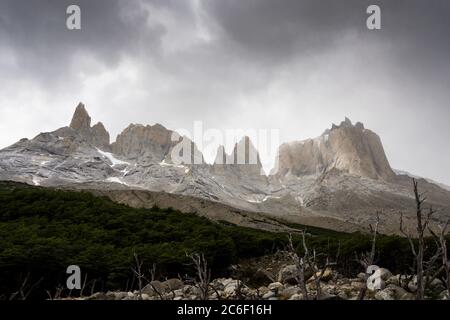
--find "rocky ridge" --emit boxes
[1,103,449,234]
[274,117,395,181]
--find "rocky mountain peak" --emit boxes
[232,136,262,166]
[112,123,176,161]
[342,117,352,127]
[213,137,262,167]
[91,122,110,149]
[213,136,265,178]
[66,103,111,149]
[213,145,229,165]
[70,103,91,131]
[2,104,450,236]
[276,119,395,180]
[330,117,365,131]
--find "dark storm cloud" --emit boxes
[204,0,450,70]
[1,0,449,86]
[0,0,166,85]
[203,0,370,64]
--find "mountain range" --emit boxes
[1,103,449,235]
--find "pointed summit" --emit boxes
[231,136,261,166]
[213,145,228,165]
[70,103,91,130]
[91,122,110,149]
[340,117,353,127]
[67,103,111,149]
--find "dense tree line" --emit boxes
[0,181,447,299]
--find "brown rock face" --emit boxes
[275,118,395,180]
[213,136,265,176]
[91,122,110,149]
[68,103,110,149]
[70,103,91,131]
[112,123,203,164]
[112,123,174,160]
[214,137,261,166]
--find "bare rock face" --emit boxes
[275,118,395,181]
[213,136,264,174]
[111,123,204,165]
[68,103,111,149]
[70,103,91,131]
[212,137,269,200]
[1,105,450,235]
[112,123,175,162]
[91,122,110,150]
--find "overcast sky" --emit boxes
[0,0,449,183]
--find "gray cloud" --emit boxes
[0,0,166,86]
[0,0,449,184]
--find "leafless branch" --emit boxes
[400,178,437,299]
[429,219,450,296]
[186,252,211,300]
[358,211,381,300]
[286,232,309,300]
[131,251,144,300]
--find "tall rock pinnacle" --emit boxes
[213,136,266,178]
[68,103,110,149]
[70,103,91,131]
[91,122,110,149]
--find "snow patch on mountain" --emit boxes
[96,148,130,167]
[159,159,187,169]
[106,177,128,185]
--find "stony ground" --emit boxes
[64,256,450,300]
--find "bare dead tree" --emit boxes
[234,278,244,300]
[357,211,381,300]
[307,240,340,300]
[150,263,157,282]
[80,273,88,297]
[286,232,309,300]
[144,263,165,300]
[131,251,144,300]
[400,178,436,300]
[423,238,442,287]
[46,284,65,300]
[90,279,97,296]
[429,219,450,297]
[210,283,223,300]
[132,257,165,300]
[9,273,44,300]
[186,252,211,300]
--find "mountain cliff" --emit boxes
[274,118,395,180]
[0,103,449,234]
[69,103,110,149]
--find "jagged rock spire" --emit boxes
[91,122,110,149]
[231,136,261,166]
[68,103,110,149]
[214,145,229,165]
[70,103,91,130]
[213,137,262,166]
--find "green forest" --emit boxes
[0,181,445,299]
